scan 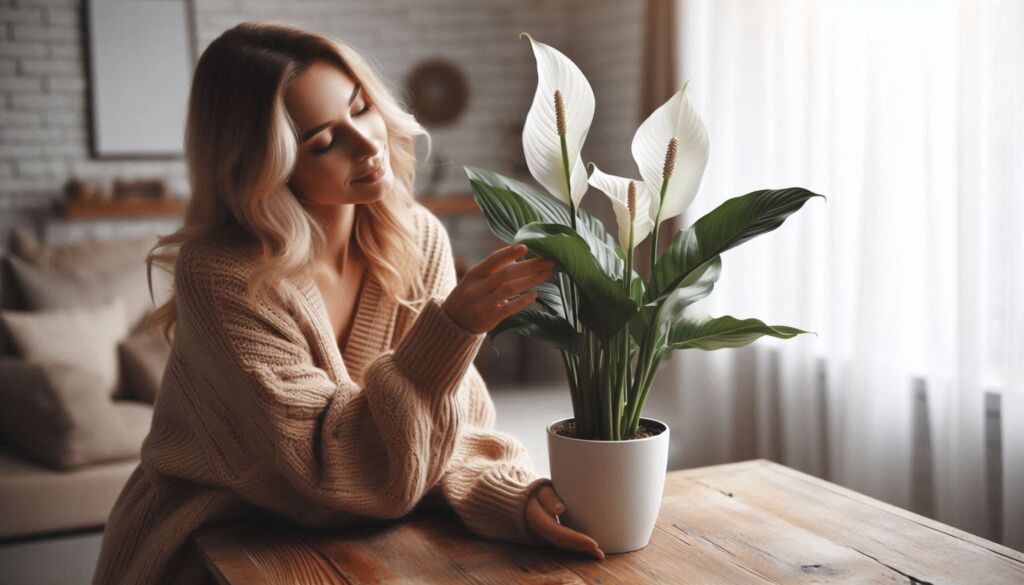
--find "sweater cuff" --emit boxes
[392,297,484,407]
[470,470,552,546]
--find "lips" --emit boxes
[352,160,384,183]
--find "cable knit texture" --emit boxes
[92,204,551,584]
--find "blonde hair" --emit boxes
[146,21,430,342]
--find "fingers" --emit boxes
[493,290,537,318]
[466,244,527,279]
[535,485,566,517]
[445,244,560,333]
[483,256,554,291]
[527,499,604,559]
[487,267,552,306]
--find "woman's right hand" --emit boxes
[526,484,604,559]
[442,244,555,334]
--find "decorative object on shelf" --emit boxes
[57,177,184,219]
[464,33,823,554]
[59,197,187,220]
[405,58,470,197]
[113,178,169,200]
[63,178,100,201]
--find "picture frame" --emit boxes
[84,0,195,159]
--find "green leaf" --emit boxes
[464,165,621,274]
[648,188,822,302]
[666,314,809,352]
[466,166,567,238]
[490,306,580,352]
[631,256,721,348]
[513,222,637,338]
[577,223,625,285]
[664,256,722,315]
[629,272,646,305]
[534,281,566,320]
[485,169,620,252]
[465,176,541,243]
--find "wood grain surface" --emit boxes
[194,459,1024,584]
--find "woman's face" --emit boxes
[285,60,393,208]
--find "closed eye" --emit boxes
[312,101,375,156]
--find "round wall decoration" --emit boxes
[405,59,469,127]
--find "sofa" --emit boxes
[0,231,171,542]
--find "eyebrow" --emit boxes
[299,83,363,142]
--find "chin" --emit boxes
[357,189,389,205]
[352,167,394,202]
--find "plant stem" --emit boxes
[561,349,582,424]
[615,224,635,440]
[557,134,581,342]
[577,330,591,438]
[648,179,671,275]
[625,308,659,435]
[558,133,581,339]
[556,132,592,436]
[600,336,607,438]
[592,333,599,439]
[619,343,629,439]
[559,135,575,230]
[628,327,651,416]
[589,333,600,438]
[628,353,663,435]
[627,314,667,435]
[588,329,597,439]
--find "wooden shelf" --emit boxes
[60,197,187,219]
[418,194,478,216]
[57,194,479,220]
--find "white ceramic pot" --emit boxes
[546,417,670,554]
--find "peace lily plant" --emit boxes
[464,34,822,442]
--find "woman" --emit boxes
[93,21,602,584]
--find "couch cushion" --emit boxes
[7,253,163,334]
[118,328,172,404]
[0,356,151,471]
[0,445,140,539]
[0,297,129,399]
[6,229,172,334]
[0,254,23,356]
[10,229,157,274]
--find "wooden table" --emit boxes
[195,459,1024,584]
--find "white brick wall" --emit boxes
[0,0,642,212]
[0,0,643,245]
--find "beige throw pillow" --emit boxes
[0,358,152,470]
[118,328,172,404]
[0,297,129,398]
[10,229,158,274]
[7,230,172,333]
[7,255,168,333]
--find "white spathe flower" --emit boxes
[587,163,654,250]
[521,33,595,210]
[632,84,709,228]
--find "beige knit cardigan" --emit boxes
[93,204,550,584]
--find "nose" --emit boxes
[350,129,381,163]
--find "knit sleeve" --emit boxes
[438,367,552,546]
[415,210,552,546]
[172,243,484,524]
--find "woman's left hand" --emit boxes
[525,484,604,559]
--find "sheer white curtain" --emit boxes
[646,0,1023,546]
